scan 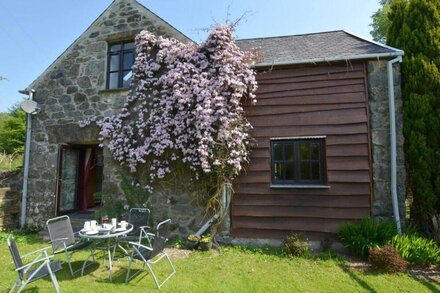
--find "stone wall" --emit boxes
[368,60,406,221]
[0,170,22,229]
[23,0,204,234]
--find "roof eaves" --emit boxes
[342,30,404,54]
[253,51,404,68]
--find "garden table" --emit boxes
[78,223,133,282]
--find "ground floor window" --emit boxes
[270,137,327,186]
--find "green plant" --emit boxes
[338,218,398,257]
[283,233,310,258]
[188,234,201,242]
[368,245,408,273]
[392,234,440,266]
[199,234,212,243]
[94,191,125,219]
[118,170,151,209]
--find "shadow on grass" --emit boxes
[338,263,378,293]
[408,272,440,292]
[55,261,100,280]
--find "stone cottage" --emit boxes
[20,0,404,242]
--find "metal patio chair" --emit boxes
[7,234,62,293]
[125,218,176,289]
[117,208,151,254]
[46,215,94,276]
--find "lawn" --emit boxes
[0,232,438,293]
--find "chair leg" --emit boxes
[65,251,75,276]
[146,263,161,289]
[146,253,176,289]
[46,261,60,293]
[125,252,134,283]
[9,277,19,293]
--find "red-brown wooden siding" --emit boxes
[232,62,372,240]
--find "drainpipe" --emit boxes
[387,55,403,235]
[19,89,36,229]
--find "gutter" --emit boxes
[253,51,404,68]
[387,55,403,235]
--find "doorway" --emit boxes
[56,144,103,215]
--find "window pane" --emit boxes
[273,163,283,180]
[285,163,294,180]
[110,55,119,71]
[124,42,135,50]
[123,52,134,70]
[108,72,119,89]
[122,70,132,87]
[300,162,311,180]
[300,143,309,160]
[285,143,294,161]
[311,143,320,160]
[273,143,283,160]
[311,162,321,180]
[110,44,122,52]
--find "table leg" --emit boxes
[107,238,113,282]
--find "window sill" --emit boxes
[270,184,331,189]
[98,88,130,94]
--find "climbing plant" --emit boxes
[85,25,257,217]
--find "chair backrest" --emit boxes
[128,208,150,234]
[7,234,24,280]
[46,215,76,252]
[138,219,170,260]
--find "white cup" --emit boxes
[120,220,127,229]
[111,218,117,227]
[91,220,97,230]
[84,221,91,231]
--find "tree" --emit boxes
[0,105,26,154]
[370,0,392,43]
[387,0,440,232]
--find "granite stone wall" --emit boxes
[24,0,203,235]
[0,170,22,229]
[368,60,406,221]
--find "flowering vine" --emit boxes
[86,25,257,214]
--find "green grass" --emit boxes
[0,232,438,292]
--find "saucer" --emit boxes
[86,230,99,235]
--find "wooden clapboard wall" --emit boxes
[231,62,372,240]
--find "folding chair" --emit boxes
[7,234,62,293]
[46,215,94,276]
[125,219,176,289]
[120,208,151,240]
[116,208,151,255]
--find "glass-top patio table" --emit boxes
[78,223,133,282]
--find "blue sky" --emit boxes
[0,0,381,112]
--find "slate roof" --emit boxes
[236,30,403,66]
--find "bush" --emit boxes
[283,233,310,258]
[338,218,398,257]
[392,234,440,266]
[368,245,408,273]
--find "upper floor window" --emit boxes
[271,137,327,186]
[107,41,135,89]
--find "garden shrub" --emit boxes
[283,233,310,258]
[392,234,440,266]
[368,245,408,273]
[338,218,397,257]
